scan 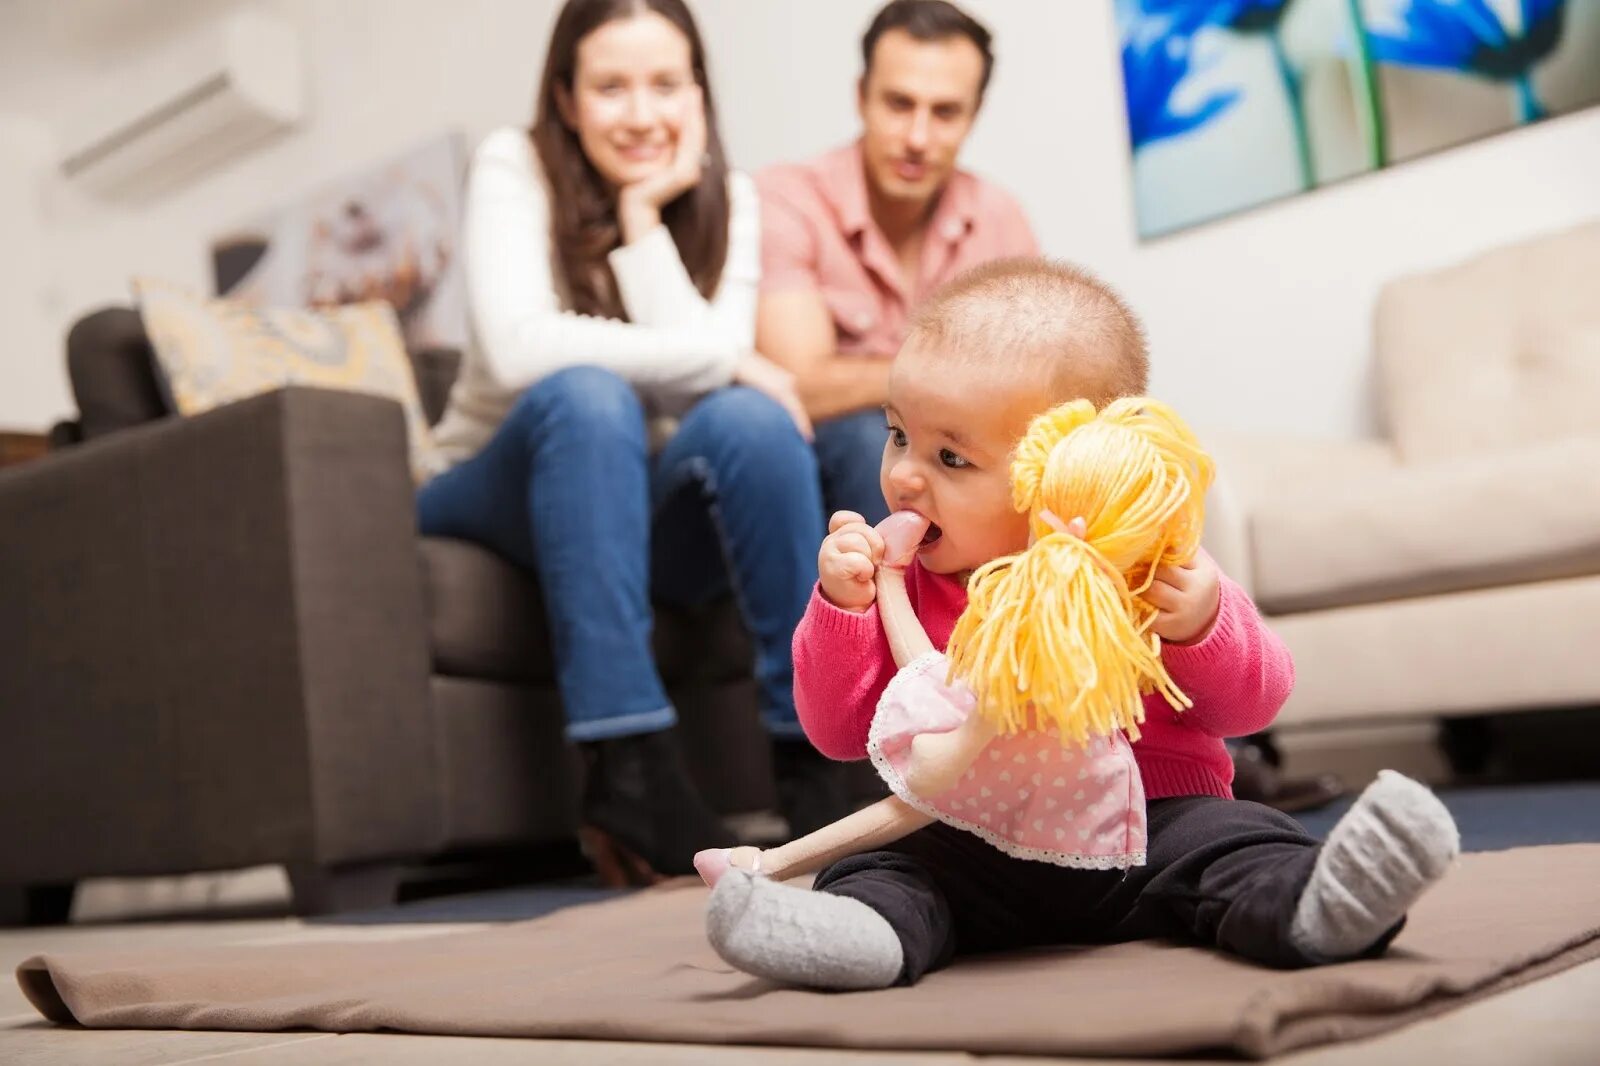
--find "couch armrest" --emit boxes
[1201,433,1399,597]
[0,387,443,883]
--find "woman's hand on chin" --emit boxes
[618,84,707,241]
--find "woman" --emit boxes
[421,0,838,882]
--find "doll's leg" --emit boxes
[1117,773,1457,967]
[698,796,933,886]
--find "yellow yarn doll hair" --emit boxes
[945,396,1215,746]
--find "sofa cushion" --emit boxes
[1270,575,1600,727]
[421,537,755,687]
[134,279,443,482]
[1375,220,1600,463]
[1513,321,1600,444]
[1251,437,1600,614]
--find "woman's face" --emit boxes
[559,11,697,189]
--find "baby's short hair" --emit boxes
[906,257,1149,406]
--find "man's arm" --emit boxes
[756,290,892,421]
[755,171,892,421]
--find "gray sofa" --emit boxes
[0,307,859,922]
[1203,220,1600,735]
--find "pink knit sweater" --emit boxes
[792,556,1295,800]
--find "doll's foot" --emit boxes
[693,849,730,887]
[706,869,903,990]
[1290,770,1459,960]
[693,845,763,887]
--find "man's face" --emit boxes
[857,28,984,210]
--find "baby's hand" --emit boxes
[818,510,885,613]
[1144,553,1221,645]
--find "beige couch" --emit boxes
[1204,219,1600,731]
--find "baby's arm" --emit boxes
[793,591,899,760]
[1159,572,1295,737]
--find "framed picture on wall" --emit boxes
[1119,0,1600,239]
[210,132,468,350]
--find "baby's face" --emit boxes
[879,343,1051,576]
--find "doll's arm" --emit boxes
[874,564,934,667]
[694,515,953,887]
[904,712,996,797]
[873,540,997,797]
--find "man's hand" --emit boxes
[1143,553,1221,645]
[818,510,885,612]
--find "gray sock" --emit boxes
[1290,769,1460,961]
[705,869,904,990]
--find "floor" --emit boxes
[5,780,1599,1065]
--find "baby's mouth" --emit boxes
[919,522,943,547]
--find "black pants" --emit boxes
[815,795,1399,984]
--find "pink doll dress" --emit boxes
[866,652,1147,869]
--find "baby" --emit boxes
[706,258,1460,989]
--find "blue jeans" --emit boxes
[418,366,823,742]
[812,408,890,525]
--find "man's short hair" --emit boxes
[861,0,995,97]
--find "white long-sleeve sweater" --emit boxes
[429,126,760,471]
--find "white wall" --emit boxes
[1,0,1597,437]
[0,113,61,427]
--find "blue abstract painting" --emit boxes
[1119,0,1600,238]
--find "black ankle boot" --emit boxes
[578,728,736,884]
[772,738,854,837]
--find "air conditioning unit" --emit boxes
[56,10,304,199]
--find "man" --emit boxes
[757,0,1039,525]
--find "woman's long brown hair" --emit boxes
[530,0,731,321]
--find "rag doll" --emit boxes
[695,397,1214,886]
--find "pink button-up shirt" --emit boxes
[756,141,1040,358]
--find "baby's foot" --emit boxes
[706,869,903,990]
[1290,770,1460,961]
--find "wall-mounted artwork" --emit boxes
[1119,0,1600,238]
[210,132,467,350]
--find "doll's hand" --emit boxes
[1144,553,1221,645]
[819,510,885,613]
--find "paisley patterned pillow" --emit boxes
[134,278,441,482]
